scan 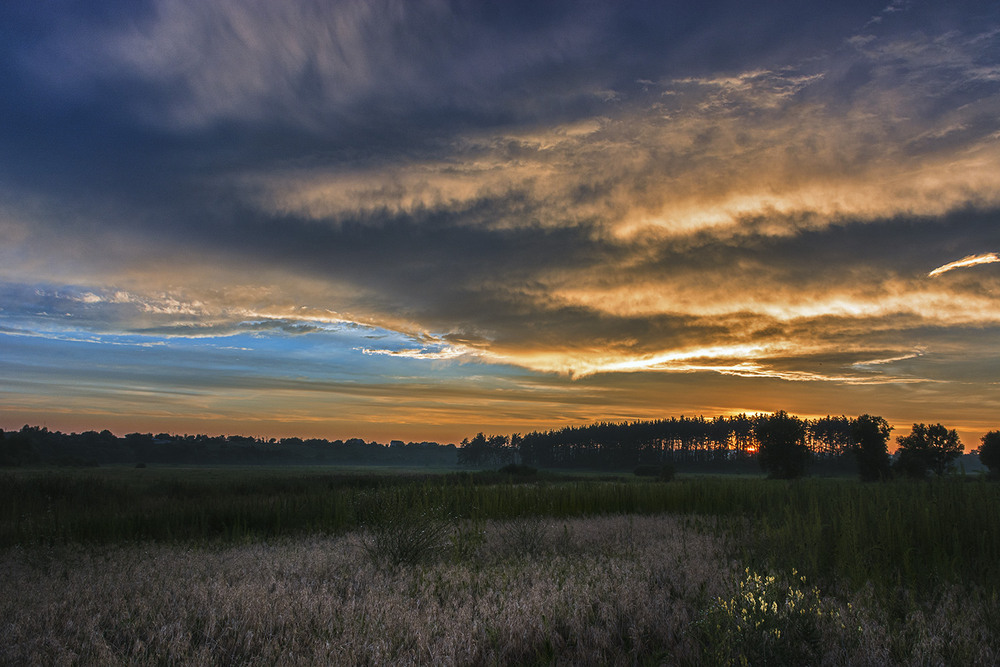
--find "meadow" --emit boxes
[2,466,999,664]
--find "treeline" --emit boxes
[4,414,997,478]
[458,413,999,479]
[460,414,855,469]
[0,426,457,468]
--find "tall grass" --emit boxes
[3,469,999,593]
[1,516,737,666]
[0,471,355,544]
[370,477,1000,592]
[745,479,1000,592]
[3,516,999,665]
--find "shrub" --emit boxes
[498,516,550,559]
[355,493,454,567]
[696,568,832,665]
[498,463,537,477]
[633,463,675,481]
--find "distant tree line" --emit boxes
[460,414,852,470]
[459,413,998,481]
[0,426,457,468]
[3,416,996,480]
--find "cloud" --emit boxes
[20,0,609,133]
[243,24,1000,251]
[2,1,1000,440]
[361,345,473,362]
[928,252,1000,277]
[851,351,923,368]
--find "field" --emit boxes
[2,467,1000,664]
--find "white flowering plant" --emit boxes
[695,567,834,666]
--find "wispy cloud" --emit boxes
[361,346,473,362]
[23,0,606,131]
[851,351,923,368]
[248,25,1000,249]
[928,252,1000,277]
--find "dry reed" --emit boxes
[2,513,998,665]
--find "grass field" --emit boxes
[2,466,999,664]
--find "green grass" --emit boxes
[3,467,999,596]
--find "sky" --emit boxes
[1,0,999,448]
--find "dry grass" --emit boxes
[1,515,731,665]
[2,514,998,665]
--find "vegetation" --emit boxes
[980,430,1000,477]
[1,516,739,665]
[3,415,999,663]
[4,412,988,482]
[2,468,999,593]
[696,568,831,665]
[356,493,455,566]
[893,423,963,478]
[755,411,810,479]
[456,413,977,481]
[496,462,538,477]
[0,477,1000,665]
[634,463,676,480]
[851,414,893,481]
[0,426,458,468]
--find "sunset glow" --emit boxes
[1,1,999,447]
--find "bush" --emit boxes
[633,464,675,481]
[498,463,537,477]
[354,493,454,567]
[696,568,832,665]
[498,516,550,559]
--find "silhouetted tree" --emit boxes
[458,433,514,467]
[894,423,962,478]
[473,413,864,472]
[979,430,1000,478]
[0,429,32,466]
[457,433,486,466]
[755,411,810,479]
[810,415,853,458]
[851,415,893,481]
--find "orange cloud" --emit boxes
[928,253,1000,277]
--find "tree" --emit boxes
[457,433,514,467]
[457,433,488,466]
[979,431,1000,477]
[894,423,962,478]
[0,428,39,467]
[851,415,892,481]
[810,415,853,458]
[755,411,810,479]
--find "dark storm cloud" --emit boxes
[2,0,1000,440]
